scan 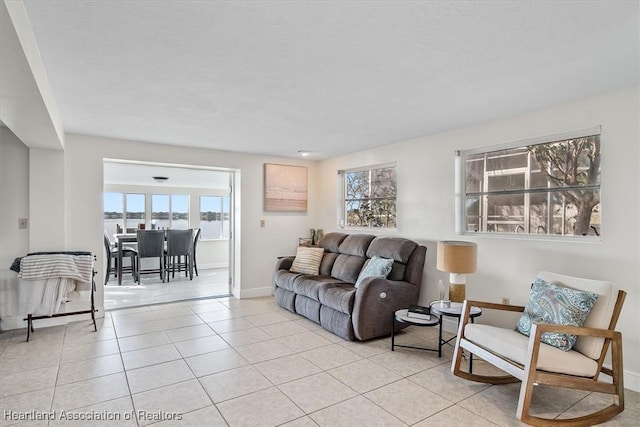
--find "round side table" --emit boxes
[391,309,441,356]
[430,301,482,370]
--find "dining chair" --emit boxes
[103,230,136,285]
[135,230,166,284]
[166,229,193,281]
[192,228,201,276]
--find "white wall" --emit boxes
[0,127,30,268]
[316,86,640,391]
[0,128,30,325]
[29,148,66,251]
[63,133,318,311]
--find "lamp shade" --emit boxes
[436,241,477,274]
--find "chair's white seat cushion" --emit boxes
[464,324,598,378]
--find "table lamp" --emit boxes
[436,240,477,303]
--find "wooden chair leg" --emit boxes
[451,336,466,377]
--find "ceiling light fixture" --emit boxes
[298,150,311,157]
[152,176,169,182]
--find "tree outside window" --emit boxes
[462,131,601,237]
[343,165,397,228]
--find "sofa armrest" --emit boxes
[352,277,419,341]
[275,256,295,271]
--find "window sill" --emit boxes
[339,226,398,233]
[458,231,602,244]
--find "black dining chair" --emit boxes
[192,228,201,276]
[166,229,194,281]
[135,230,166,284]
[103,230,136,285]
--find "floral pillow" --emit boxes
[355,256,394,288]
[516,278,598,351]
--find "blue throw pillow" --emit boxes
[355,256,394,288]
[516,278,598,351]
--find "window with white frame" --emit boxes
[199,195,230,239]
[459,128,601,237]
[341,163,397,228]
[151,194,189,230]
[103,192,146,235]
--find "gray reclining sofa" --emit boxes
[273,232,427,341]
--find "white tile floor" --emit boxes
[1,296,638,426]
[104,268,230,310]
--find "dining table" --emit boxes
[114,230,191,285]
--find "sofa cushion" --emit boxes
[338,234,376,256]
[294,276,347,301]
[319,252,339,276]
[320,305,354,340]
[465,324,598,377]
[295,295,321,324]
[318,232,348,253]
[274,287,296,312]
[367,237,418,264]
[355,256,394,288]
[387,263,406,281]
[319,284,356,314]
[274,270,301,292]
[331,254,367,284]
[290,246,325,276]
[516,278,598,351]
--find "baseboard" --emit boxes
[622,369,640,393]
[237,286,273,299]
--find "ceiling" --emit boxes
[103,161,231,189]
[17,1,640,160]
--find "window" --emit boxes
[200,195,230,239]
[103,192,146,235]
[459,128,601,237]
[171,195,189,230]
[151,194,189,229]
[341,164,397,228]
[125,194,145,230]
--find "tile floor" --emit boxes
[104,268,230,310]
[1,296,638,427]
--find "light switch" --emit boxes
[260,219,265,228]
[18,218,28,229]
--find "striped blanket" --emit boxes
[19,254,93,291]
[18,254,94,316]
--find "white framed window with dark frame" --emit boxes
[457,126,601,238]
[340,163,397,229]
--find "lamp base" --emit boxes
[449,283,466,303]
